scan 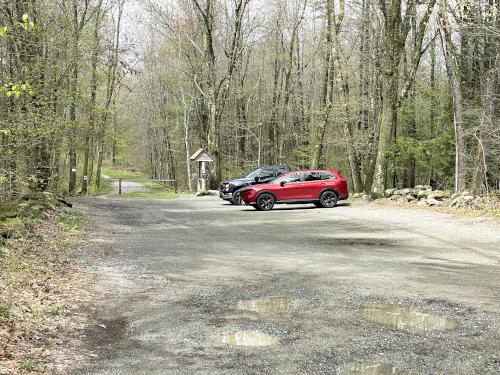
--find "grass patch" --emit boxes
[117,181,182,199]
[21,360,39,372]
[453,207,500,220]
[88,178,113,196]
[0,298,11,320]
[48,303,65,316]
[102,167,146,181]
[58,210,85,232]
[142,182,176,192]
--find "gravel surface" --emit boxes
[73,196,500,375]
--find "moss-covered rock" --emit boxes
[19,192,62,209]
[0,204,18,221]
[0,217,25,238]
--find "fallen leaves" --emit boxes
[0,208,96,374]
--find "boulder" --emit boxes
[426,198,440,206]
[433,190,451,200]
[451,195,475,208]
[417,200,428,207]
[406,195,417,202]
[390,194,402,201]
[401,188,412,195]
[384,189,397,198]
[361,194,372,201]
[414,185,425,191]
[417,190,430,199]
[408,189,419,197]
[196,190,209,197]
[352,192,363,199]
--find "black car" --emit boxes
[219,165,290,205]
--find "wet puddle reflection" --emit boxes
[339,362,409,375]
[222,330,278,347]
[360,304,458,331]
[233,297,296,313]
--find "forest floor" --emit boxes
[69,195,499,374]
[0,205,97,374]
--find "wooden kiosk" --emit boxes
[190,148,214,193]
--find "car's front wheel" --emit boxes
[255,193,275,211]
[232,190,242,205]
[319,190,338,208]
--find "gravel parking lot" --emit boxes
[74,196,500,374]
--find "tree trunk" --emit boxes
[472,52,498,194]
[268,43,281,164]
[372,71,397,197]
[310,0,333,170]
[68,30,79,194]
[82,4,102,194]
[439,4,466,192]
[403,89,416,188]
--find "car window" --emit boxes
[246,168,261,179]
[304,172,323,182]
[283,173,303,183]
[320,172,335,180]
[257,169,276,178]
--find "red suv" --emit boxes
[240,170,348,211]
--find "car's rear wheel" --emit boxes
[255,193,275,211]
[232,190,242,205]
[319,190,338,208]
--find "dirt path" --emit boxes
[73,197,500,374]
[101,175,148,195]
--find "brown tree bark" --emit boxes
[82,1,103,194]
[438,1,466,192]
[473,52,498,194]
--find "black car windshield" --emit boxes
[246,168,263,179]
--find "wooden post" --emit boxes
[174,180,178,193]
[119,178,122,195]
[199,161,207,191]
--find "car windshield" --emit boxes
[246,168,263,179]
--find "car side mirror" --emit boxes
[280,181,286,187]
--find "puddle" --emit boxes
[360,304,458,331]
[339,362,409,375]
[233,297,296,313]
[222,330,278,347]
